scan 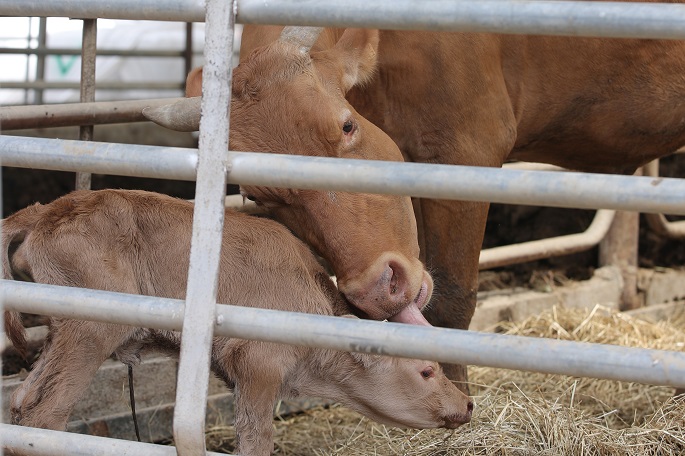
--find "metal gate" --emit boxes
[2,1,685,455]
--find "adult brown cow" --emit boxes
[146,2,685,389]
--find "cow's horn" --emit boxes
[279,26,324,53]
[142,96,201,132]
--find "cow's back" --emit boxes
[339,7,685,174]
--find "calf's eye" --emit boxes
[421,367,435,379]
[342,120,355,134]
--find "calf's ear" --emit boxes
[330,29,379,93]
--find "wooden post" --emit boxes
[599,170,642,311]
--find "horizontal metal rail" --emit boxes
[2,135,685,215]
[4,279,685,388]
[2,1,685,39]
[0,0,206,22]
[0,98,185,130]
[0,81,183,91]
[0,424,231,456]
[0,135,197,181]
[479,209,616,270]
[0,47,194,58]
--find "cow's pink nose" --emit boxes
[337,253,432,322]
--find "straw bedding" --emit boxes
[204,305,685,455]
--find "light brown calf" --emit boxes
[3,189,472,456]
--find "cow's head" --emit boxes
[144,27,433,325]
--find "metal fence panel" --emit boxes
[2,1,685,454]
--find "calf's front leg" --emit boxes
[230,344,288,456]
[11,320,135,430]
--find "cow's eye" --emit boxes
[342,120,355,134]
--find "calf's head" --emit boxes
[337,352,473,429]
[145,27,432,324]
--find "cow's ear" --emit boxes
[332,29,379,93]
[185,67,203,98]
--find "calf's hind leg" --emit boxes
[11,319,136,430]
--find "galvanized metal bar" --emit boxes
[172,0,234,453]
[76,18,97,191]
[0,0,206,22]
[4,1,685,39]
[237,0,685,39]
[479,209,616,270]
[0,135,197,180]
[0,81,183,91]
[0,98,187,130]
[2,135,685,215]
[0,423,232,456]
[3,280,685,389]
[22,18,32,105]
[34,17,47,104]
[644,159,685,239]
[2,280,185,330]
[225,153,685,216]
[0,164,4,432]
[184,22,194,86]
[0,47,192,57]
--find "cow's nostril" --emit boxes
[389,268,398,294]
[467,401,474,414]
[386,261,407,298]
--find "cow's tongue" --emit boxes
[388,302,432,325]
[388,281,432,326]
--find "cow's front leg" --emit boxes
[417,198,490,393]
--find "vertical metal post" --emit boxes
[23,17,33,105]
[172,0,234,454]
[183,22,193,88]
[0,161,4,440]
[34,17,47,105]
[76,18,96,190]
[599,169,642,310]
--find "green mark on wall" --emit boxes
[54,55,78,76]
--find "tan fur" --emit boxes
[184,30,434,329]
[3,189,471,456]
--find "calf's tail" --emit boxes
[2,203,43,358]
